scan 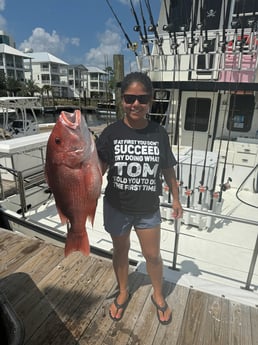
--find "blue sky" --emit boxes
[0,0,161,71]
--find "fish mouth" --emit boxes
[60,110,81,129]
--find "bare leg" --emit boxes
[136,225,171,323]
[109,230,131,319]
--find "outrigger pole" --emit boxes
[130,0,150,56]
[139,0,150,53]
[163,0,179,55]
[144,0,164,55]
[105,0,138,57]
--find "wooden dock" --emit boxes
[0,228,258,345]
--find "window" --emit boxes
[227,94,254,132]
[184,98,211,132]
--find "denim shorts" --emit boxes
[103,197,161,237]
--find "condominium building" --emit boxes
[24,52,69,98]
[0,43,30,82]
[1,31,111,100]
[86,66,108,100]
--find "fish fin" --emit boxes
[88,201,98,226]
[64,230,90,257]
[56,206,68,224]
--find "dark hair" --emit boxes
[121,72,153,97]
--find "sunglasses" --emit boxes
[123,94,150,104]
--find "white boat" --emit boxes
[0,0,257,309]
[0,96,54,138]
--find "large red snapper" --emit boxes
[45,110,102,257]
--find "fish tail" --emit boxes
[64,231,90,257]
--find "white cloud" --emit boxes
[18,27,80,55]
[84,17,128,68]
[85,29,123,67]
[0,0,5,11]
[0,14,6,29]
[0,0,5,29]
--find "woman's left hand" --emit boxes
[172,200,183,219]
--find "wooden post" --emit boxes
[113,54,124,119]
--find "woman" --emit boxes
[96,71,182,325]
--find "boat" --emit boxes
[0,97,55,138]
[0,0,257,321]
[0,97,41,138]
[96,100,116,118]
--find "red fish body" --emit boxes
[45,110,102,257]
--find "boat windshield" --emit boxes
[12,120,29,128]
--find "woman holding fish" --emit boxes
[97,71,183,325]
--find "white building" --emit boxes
[0,31,112,100]
[24,53,109,100]
[24,52,69,98]
[86,66,109,100]
[0,44,31,82]
[67,64,88,98]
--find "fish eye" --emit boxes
[55,137,61,144]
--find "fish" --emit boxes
[45,110,102,257]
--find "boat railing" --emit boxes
[0,164,47,216]
[161,202,258,292]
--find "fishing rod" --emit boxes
[188,0,198,78]
[217,1,246,204]
[130,0,150,56]
[237,6,246,69]
[163,0,179,55]
[105,0,138,56]
[209,1,230,211]
[217,57,241,204]
[217,96,235,204]
[185,89,199,209]
[144,0,164,55]
[196,0,220,208]
[185,1,200,208]
[197,93,217,206]
[248,11,256,52]
[198,0,204,53]
[209,92,228,211]
[139,0,151,55]
[202,0,211,69]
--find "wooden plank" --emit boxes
[0,229,17,244]
[129,280,173,345]
[0,244,63,307]
[100,271,152,345]
[26,256,114,345]
[1,230,257,345]
[152,282,190,345]
[228,300,253,345]
[77,263,137,344]
[12,243,64,281]
[201,295,229,345]
[0,230,46,277]
[176,289,209,345]
[250,307,258,345]
[64,262,115,340]
[19,253,95,342]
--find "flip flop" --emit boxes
[151,295,172,325]
[109,293,131,321]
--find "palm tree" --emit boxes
[42,84,55,106]
[25,79,41,96]
[6,77,22,96]
[0,72,7,96]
